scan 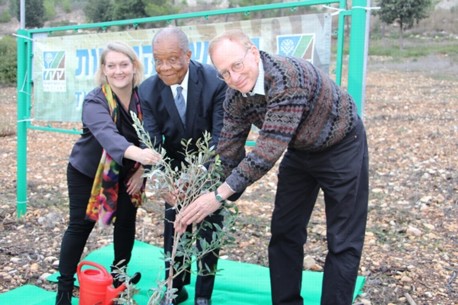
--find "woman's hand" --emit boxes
[161,191,178,206]
[124,146,161,166]
[161,186,188,207]
[126,166,144,195]
[139,148,161,165]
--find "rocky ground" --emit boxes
[0,55,457,305]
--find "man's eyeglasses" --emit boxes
[154,56,181,67]
[217,48,250,81]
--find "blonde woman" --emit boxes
[55,41,161,305]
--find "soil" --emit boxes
[0,54,457,305]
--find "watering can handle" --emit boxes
[77,261,110,277]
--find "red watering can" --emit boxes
[77,261,141,305]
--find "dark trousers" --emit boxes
[57,163,138,292]
[164,203,223,299]
[269,119,369,305]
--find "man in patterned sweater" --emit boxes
[176,29,369,305]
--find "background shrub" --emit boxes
[0,9,11,23]
[0,35,16,86]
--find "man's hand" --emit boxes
[174,192,221,233]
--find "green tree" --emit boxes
[9,0,18,20]
[43,0,56,21]
[230,0,284,19]
[17,0,45,28]
[30,0,44,28]
[84,0,114,23]
[61,0,72,13]
[144,0,179,28]
[0,9,11,23]
[112,0,148,22]
[377,0,432,48]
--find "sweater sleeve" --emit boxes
[223,88,306,193]
[216,103,251,181]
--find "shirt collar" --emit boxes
[171,69,190,97]
[243,59,265,97]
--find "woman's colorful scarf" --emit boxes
[85,84,146,227]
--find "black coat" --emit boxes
[138,60,227,169]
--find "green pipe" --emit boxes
[347,0,369,116]
[335,9,349,86]
[16,29,30,218]
[29,125,81,134]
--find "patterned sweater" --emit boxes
[217,51,359,193]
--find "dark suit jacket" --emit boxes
[138,60,227,169]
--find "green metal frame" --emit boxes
[16,0,369,217]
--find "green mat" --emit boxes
[0,285,57,305]
[0,240,365,305]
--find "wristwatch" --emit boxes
[214,189,224,203]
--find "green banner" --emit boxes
[32,13,331,122]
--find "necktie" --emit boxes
[175,86,186,125]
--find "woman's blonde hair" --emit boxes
[95,41,144,87]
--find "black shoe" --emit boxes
[55,290,72,305]
[195,297,212,305]
[160,287,189,305]
[113,271,142,288]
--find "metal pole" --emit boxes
[20,0,25,29]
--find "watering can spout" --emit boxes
[105,284,127,305]
[104,271,142,305]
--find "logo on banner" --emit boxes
[42,51,66,92]
[277,34,315,62]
